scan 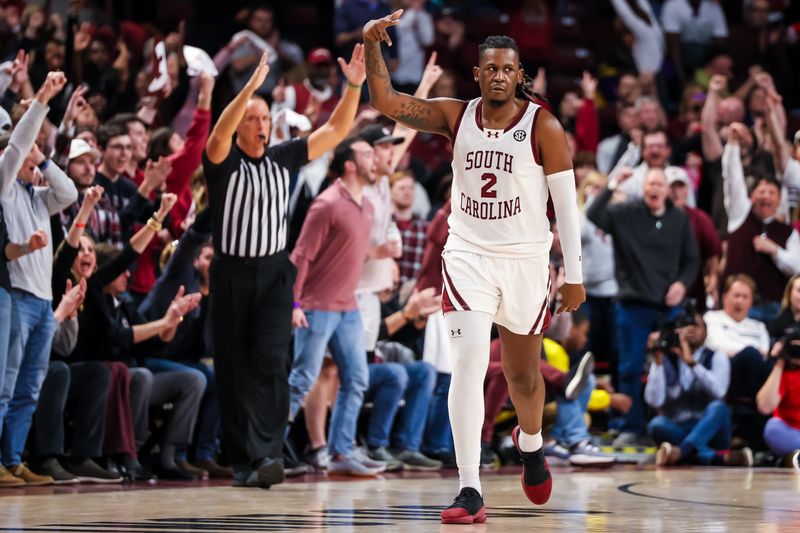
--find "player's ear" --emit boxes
[473,66,479,82]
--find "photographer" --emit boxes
[645,313,752,466]
[757,277,800,469]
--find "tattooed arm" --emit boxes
[363,9,463,138]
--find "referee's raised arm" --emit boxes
[306,43,367,160]
[205,50,271,164]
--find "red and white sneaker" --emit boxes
[511,425,552,505]
[440,487,487,524]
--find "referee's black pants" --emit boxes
[209,252,296,471]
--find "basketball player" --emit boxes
[363,11,585,524]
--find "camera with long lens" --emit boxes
[652,299,699,353]
[780,326,800,369]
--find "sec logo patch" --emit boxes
[513,130,526,142]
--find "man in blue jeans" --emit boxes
[366,348,440,471]
[289,137,386,476]
[0,72,77,484]
[587,166,700,446]
[645,312,752,466]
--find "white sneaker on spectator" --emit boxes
[568,440,616,467]
[542,440,572,466]
[353,447,388,471]
[565,352,594,401]
[306,446,330,470]
[329,454,385,477]
[368,447,403,471]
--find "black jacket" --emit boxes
[587,187,700,308]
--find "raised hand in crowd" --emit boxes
[9,49,33,98]
[72,21,91,53]
[418,51,443,93]
[62,84,89,129]
[338,42,367,87]
[580,70,597,100]
[139,156,173,197]
[198,72,215,110]
[708,74,727,96]
[35,70,68,105]
[157,192,179,220]
[531,67,546,97]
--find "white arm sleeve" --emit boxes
[548,169,583,284]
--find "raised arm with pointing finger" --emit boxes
[206,46,366,165]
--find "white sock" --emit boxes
[459,465,481,495]
[518,429,543,453]
[445,310,493,497]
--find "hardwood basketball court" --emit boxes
[0,467,797,532]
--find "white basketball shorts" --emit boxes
[441,250,552,335]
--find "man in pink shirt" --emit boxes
[289,137,385,476]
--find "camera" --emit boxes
[780,326,800,368]
[652,299,698,353]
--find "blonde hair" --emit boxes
[781,275,800,314]
[577,170,608,209]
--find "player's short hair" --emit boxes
[478,35,520,60]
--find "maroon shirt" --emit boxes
[415,202,451,296]
[291,179,374,311]
[685,206,722,307]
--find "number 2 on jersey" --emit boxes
[481,172,497,198]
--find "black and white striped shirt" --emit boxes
[203,140,308,258]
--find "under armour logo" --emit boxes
[486,131,500,138]
[513,130,526,142]
[450,329,462,338]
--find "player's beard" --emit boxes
[487,96,511,108]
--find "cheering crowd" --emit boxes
[0,0,798,487]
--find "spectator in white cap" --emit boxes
[668,167,723,311]
[613,129,697,208]
[56,139,104,250]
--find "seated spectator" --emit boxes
[539,312,614,466]
[69,194,207,480]
[757,288,800,468]
[138,208,231,479]
[770,276,800,340]
[721,124,800,322]
[704,274,773,405]
[364,285,442,471]
[646,313,752,466]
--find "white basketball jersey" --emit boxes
[445,98,553,257]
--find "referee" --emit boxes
[203,46,366,488]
